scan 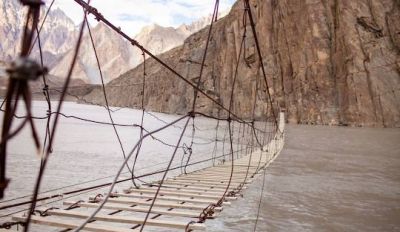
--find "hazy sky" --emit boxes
[44,0,236,36]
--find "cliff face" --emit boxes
[84,0,400,127]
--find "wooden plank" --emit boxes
[106,197,223,211]
[123,187,236,200]
[12,215,133,232]
[173,176,251,182]
[183,173,259,179]
[183,174,251,179]
[63,201,215,218]
[108,193,232,205]
[165,178,251,185]
[148,183,247,192]
[141,186,226,195]
[47,209,206,230]
[157,182,244,190]
[188,170,259,175]
[185,172,253,176]
[165,178,250,185]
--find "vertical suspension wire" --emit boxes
[183,0,220,173]
[0,0,43,200]
[244,0,278,129]
[138,116,191,232]
[24,1,90,230]
[85,18,139,186]
[213,4,248,205]
[130,51,149,188]
[35,24,53,169]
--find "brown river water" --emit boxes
[206,124,400,231]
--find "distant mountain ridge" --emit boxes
[0,0,227,84]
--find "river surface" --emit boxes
[1,101,400,231]
[206,124,400,231]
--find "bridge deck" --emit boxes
[11,114,285,231]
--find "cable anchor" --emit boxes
[6,57,47,81]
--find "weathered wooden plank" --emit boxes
[106,197,223,211]
[62,201,215,218]
[188,170,259,175]
[173,176,251,182]
[183,173,258,179]
[165,178,251,185]
[47,209,206,230]
[12,215,133,232]
[157,181,244,190]
[122,187,236,200]
[148,183,247,192]
[141,186,226,194]
[108,193,232,205]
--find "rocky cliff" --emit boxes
[83,0,399,127]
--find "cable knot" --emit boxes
[7,57,47,81]
[0,221,26,229]
[185,221,196,232]
[226,190,237,197]
[187,111,196,118]
[20,0,44,6]
[33,207,58,217]
[88,193,103,203]
[65,200,84,210]
[197,203,217,223]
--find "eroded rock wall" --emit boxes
[84,0,400,127]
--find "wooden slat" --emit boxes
[106,197,223,211]
[163,179,248,185]
[187,170,259,175]
[142,186,227,194]
[183,173,259,179]
[165,178,251,185]
[108,193,232,205]
[148,183,247,191]
[173,176,251,182]
[12,215,133,232]
[47,209,206,230]
[122,187,236,200]
[63,201,215,218]
[155,182,244,190]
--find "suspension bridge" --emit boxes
[0,0,285,231]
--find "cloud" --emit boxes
[43,0,235,36]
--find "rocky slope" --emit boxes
[84,0,400,127]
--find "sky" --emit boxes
[44,0,236,36]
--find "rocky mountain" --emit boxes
[50,22,140,84]
[49,10,226,84]
[136,12,228,55]
[135,24,190,56]
[84,0,400,127]
[0,1,217,85]
[0,0,76,66]
[49,17,213,84]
